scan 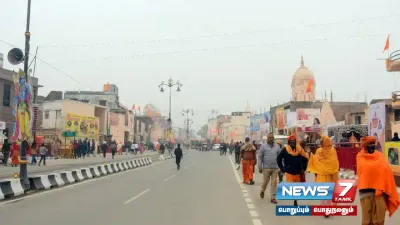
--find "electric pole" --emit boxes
[181,109,194,141]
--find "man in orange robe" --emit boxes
[357,136,400,225]
[241,137,256,185]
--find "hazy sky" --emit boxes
[1,0,400,130]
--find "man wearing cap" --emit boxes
[241,137,256,185]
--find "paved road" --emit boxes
[0,151,159,180]
[0,151,399,225]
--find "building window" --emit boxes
[3,83,11,107]
[355,115,362,125]
[394,109,400,122]
[45,111,50,119]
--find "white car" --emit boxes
[212,144,221,150]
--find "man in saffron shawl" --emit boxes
[277,134,308,206]
[241,137,256,185]
[357,136,400,225]
[307,136,339,217]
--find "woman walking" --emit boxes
[10,142,20,167]
[38,143,48,166]
[30,140,38,165]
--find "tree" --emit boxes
[197,124,208,139]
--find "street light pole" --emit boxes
[181,109,194,141]
[20,0,32,189]
[159,77,182,138]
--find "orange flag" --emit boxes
[383,35,390,53]
[306,79,314,93]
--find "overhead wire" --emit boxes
[37,13,400,49]
[50,32,389,63]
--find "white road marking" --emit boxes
[228,155,242,184]
[252,219,262,225]
[250,210,258,217]
[163,175,176,182]
[228,156,262,225]
[124,189,150,204]
[250,211,259,217]
[0,161,162,207]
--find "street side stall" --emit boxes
[327,124,368,172]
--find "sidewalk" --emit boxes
[0,151,159,180]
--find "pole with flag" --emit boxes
[383,34,390,56]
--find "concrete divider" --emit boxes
[48,173,65,187]
[0,179,26,199]
[90,167,101,177]
[71,170,84,181]
[29,175,51,190]
[60,171,75,184]
[1,156,158,201]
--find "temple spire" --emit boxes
[300,55,304,67]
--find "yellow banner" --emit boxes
[276,107,285,130]
[64,113,99,139]
[384,142,400,176]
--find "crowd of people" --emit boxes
[234,133,400,223]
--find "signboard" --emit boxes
[296,108,321,132]
[250,115,263,132]
[368,102,385,152]
[64,113,99,139]
[0,121,5,130]
[286,112,297,128]
[384,142,400,176]
[62,131,76,137]
[276,108,285,130]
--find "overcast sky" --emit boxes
[1,0,400,130]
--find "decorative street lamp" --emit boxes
[159,77,182,133]
[182,109,194,140]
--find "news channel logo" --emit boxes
[276,180,357,203]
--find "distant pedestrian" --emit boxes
[110,141,117,159]
[392,132,400,142]
[234,142,241,169]
[174,143,183,170]
[30,140,38,165]
[38,143,48,166]
[2,139,11,166]
[101,141,108,158]
[258,133,281,203]
[10,142,20,167]
[241,137,256,185]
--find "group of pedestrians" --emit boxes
[1,139,49,166]
[239,133,400,223]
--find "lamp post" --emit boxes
[182,109,194,140]
[158,77,182,136]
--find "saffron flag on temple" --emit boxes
[383,35,390,53]
[306,79,314,93]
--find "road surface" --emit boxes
[0,151,159,180]
[0,151,399,225]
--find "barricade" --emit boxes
[71,170,85,181]
[90,167,101,177]
[0,179,26,199]
[81,168,93,179]
[60,171,75,184]
[48,173,65,187]
[29,175,51,190]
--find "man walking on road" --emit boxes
[101,141,108,158]
[258,133,281,203]
[241,137,256,185]
[234,142,241,170]
[174,143,183,170]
